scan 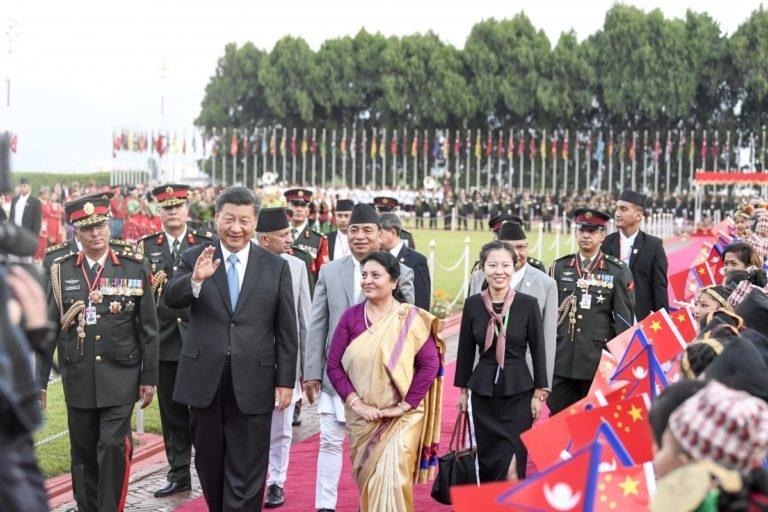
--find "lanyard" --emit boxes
[81,260,105,293]
[493,311,511,337]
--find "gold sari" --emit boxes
[342,302,445,512]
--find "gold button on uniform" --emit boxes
[95,335,101,341]
[95,356,102,362]
[576,328,581,333]
[577,315,583,320]
[177,318,182,324]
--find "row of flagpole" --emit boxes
[113,127,768,193]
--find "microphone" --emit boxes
[0,223,40,257]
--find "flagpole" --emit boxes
[212,127,217,185]
[563,129,569,196]
[585,130,592,191]
[475,129,481,190]
[497,129,502,190]
[552,131,558,195]
[608,129,613,194]
[381,127,387,189]
[518,129,524,192]
[311,127,317,186]
[331,128,336,187]
[688,130,694,193]
[243,130,248,188]
[351,127,357,190]
[486,129,492,190]
[642,129,648,192]
[281,127,287,184]
[677,130,683,194]
[252,129,258,186]
[653,130,659,194]
[701,129,707,172]
[362,128,368,187]
[631,130,636,191]
[341,127,346,187]
[507,130,513,190]
[301,128,307,185]
[725,130,731,171]
[665,130,671,195]
[402,128,408,189]
[262,128,267,185]
[391,128,397,189]
[541,128,547,195]
[321,127,327,187]
[464,131,470,192]
[529,131,535,192]
[220,128,226,187]
[423,129,429,190]
[412,131,417,190]
[574,130,580,195]
[371,127,377,187]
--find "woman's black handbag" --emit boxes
[430,410,478,504]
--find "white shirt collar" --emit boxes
[620,229,639,246]
[84,251,109,270]
[511,264,527,289]
[220,241,250,266]
[293,221,308,234]
[165,229,187,249]
[389,241,404,258]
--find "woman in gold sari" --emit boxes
[326,251,444,512]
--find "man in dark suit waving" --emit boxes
[379,212,431,311]
[165,186,298,512]
[602,189,668,321]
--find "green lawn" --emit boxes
[409,225,574,314]
[35,379,163,478]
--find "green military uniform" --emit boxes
[136,226,213,489]
[38,196,159,512]
[43,238,133,275]
[285,188,330,278]
[547,252,635,414]
[288,246,315,296]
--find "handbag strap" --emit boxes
[448,412,464,451]
[459,411,475,449]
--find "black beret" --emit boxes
[336,199,354,212]
[498,221,526,241]
[256,207,290,233]
[618,189,647,209]
[349,203,380,226]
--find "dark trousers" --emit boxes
[67,404,134,512]
[190,360,272,512]
[547,376,593,415]
[158,360,191,484]
[0,432,48,512]
[471,391,533,482]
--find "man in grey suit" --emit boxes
[165,187,297,512]
[468,221,557,392]
[254,207,311,509]
[303,203,414,512]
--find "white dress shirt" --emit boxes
[620,229,639,265]
[511,264,527,290]
[389,241,404,259]
[84,252,109,274]
[192,242,250,297]
[165,229,187,256]
[14,194,29,226]
[333,231,349,260]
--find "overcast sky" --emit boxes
[0,0,762,173]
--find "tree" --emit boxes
[728,6,768,127]
[258,36,317,126]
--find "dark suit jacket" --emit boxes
[602,230,668,321]
[327,230,338,260]
[9,195,42,234]
[396,244,431,311]
[165,241,298,415]
[454,293,547,397]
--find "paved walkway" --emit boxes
[51,324,460,511]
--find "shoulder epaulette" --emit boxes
[604,254,626,267]
[117,252,143,262]
[527,257,542,265]
[554,253,575,262]
[45,241,70,254]
[191,229,214,239]
[109,238,134,248]
[292,246,310,257]
[136,232,162,243]
[53,252,77,263]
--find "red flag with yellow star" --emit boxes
[692,261,716,287]
[669,307,697,343]
[639,309,687,363]
[565,395,654,463]
[594,463,656,511]
[452,442,603,512]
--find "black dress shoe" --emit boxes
[265,484,285,508]
[154,481,192,498]
[292,402,302,426]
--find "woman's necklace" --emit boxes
[364,299,397,332]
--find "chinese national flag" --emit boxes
[669,307,697,343]
[638,309,687,364]
[692,261,715,287]
[566,395,654,464]
[452,443,602,512]
[594,463,655,512]
[522,394,599,469]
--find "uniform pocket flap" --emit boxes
[113,347,140,362]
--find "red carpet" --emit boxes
[175,364,460,511]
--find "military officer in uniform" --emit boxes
[135,185,214,498]
[373,196,416,249]
[38,195,159,512]
[42,192,133,275]
[327,198,354,261]
[284,188,329,278]
[547,208,635,415]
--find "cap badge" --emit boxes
[585,211,593,219]
[166,186,174,196]
[298,190,304,198]
[83,202,95,215]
